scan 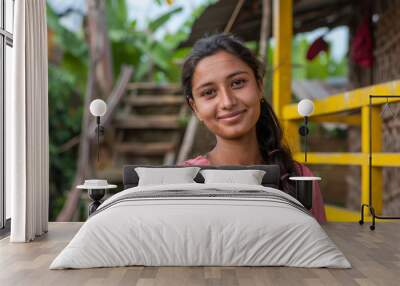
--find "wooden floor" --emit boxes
[1,222,399,286]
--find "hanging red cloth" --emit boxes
[351,16,373,68]
[306,36,329,60]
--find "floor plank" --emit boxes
[0,222,399,286]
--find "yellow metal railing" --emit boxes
[272,0,400,221]
[283,81,400,221]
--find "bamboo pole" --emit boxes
[224,0,245,33]
[258,0,271,65]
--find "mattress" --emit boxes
[50,183,351,269]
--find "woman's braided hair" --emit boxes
[181,33,299,197]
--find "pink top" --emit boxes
[181,155,327,223]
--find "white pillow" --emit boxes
[135,167,201,186]
[200,169,266,185]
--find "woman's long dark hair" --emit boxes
[181,33,299,197]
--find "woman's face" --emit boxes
[190,51,263,140]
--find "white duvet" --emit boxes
[50,183,351,269]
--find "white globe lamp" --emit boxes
[298,99,314,117]
[90,99,107,117]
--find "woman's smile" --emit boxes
[217,109,247,123]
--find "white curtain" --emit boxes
[7,0,49,242]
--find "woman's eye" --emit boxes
[231,79,246,89]
[202,89,216,97]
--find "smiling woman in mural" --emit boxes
[181,33,326,223]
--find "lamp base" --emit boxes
[88,188,106,216]
[295,180,313,210]
[289,176,321,210]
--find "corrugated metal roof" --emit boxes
[180,0,354,47]
[292,78,350,100]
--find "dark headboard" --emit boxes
[123,164,281,190]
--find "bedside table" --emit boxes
[289,176,321,210]
[77,180,117,216]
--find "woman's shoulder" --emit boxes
[180,155,210,166]
[294,161,315,176]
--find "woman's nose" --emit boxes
[219,87,237,109]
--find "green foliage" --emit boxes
[48,64,84,220]
[177,114,189,128]
[105,0,185,82]
[47,3,87,220]
[105,0,210,83]
[149,7,183,32]
[47,4,88,93]
[292,35,348,80]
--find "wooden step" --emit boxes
[127,82,181,93]
[124,95,184,106]
[115,142,176,155]
[114,115,180,129]
[96,168,122,183]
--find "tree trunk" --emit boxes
[86,0,113,97]
[56,0,113,221]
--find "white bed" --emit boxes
[50,183,351,269]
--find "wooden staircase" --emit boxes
[94,82,189,185]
